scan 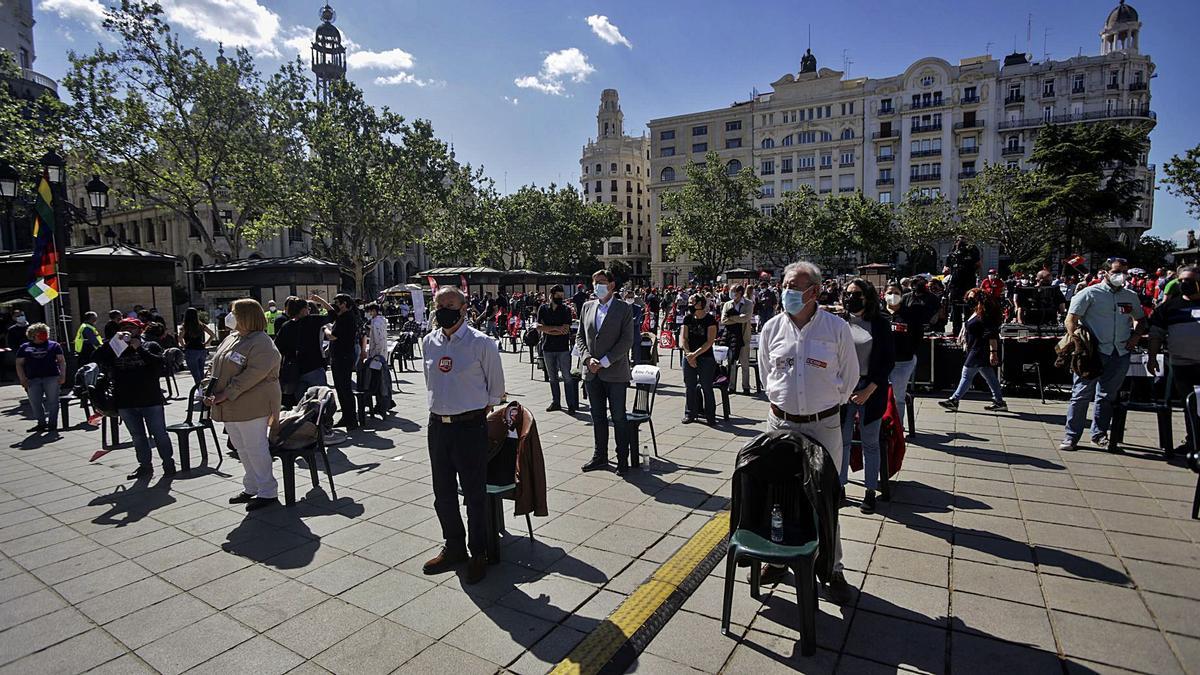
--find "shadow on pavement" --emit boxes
[222,488,364,569]
[88,474,177,527]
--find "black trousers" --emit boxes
[427,415,488,557]
[331,355,357,425]
[586,378,630,462]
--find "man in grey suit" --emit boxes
[577,269,636,474]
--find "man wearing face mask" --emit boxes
[757,260,858,603]
[1060,257,1145,451]
[538,284,577,414]
[5,309,29,350]
[577,269,636,474]
[943,235,981,335]
[1147,265,1200,453]
[721,284,754,394]
[422,286,505,583]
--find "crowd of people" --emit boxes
[0,231,1186,591]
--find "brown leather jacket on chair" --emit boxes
[487,402,548,517]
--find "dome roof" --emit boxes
[1106,0,1139,28]
[315,22,341,39]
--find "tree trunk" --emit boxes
[353,257,364,299]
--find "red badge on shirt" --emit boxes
[438,356,453,373]
[805,358,828,369]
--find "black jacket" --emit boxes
[93,340,165,409]
[731,430,841,582]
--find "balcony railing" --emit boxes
[1129,81,1148,91]
[911,149,942,158]
[797,166,815,173]
[19,68,58,92]
[876,106,895,116]
[910,123,942,133]
[1071,85,1086,95]
[1002,145,1026,156]
[876,178,894,186]
[958,170,978,179]
[997,106,1157,130]
[905,99,946,111]
[840,162,856,168]
[1004,94,1025,105]
[1040,89,1056,99]
[910,173,942,183]
[953,119,984,130]
[959,146,979,155]
[838,186,856,192]
[876,154,894,162]
[960,95,980,104]
[872,129,900,139]
[1106,82,1120,90]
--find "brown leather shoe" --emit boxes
[422,546,468,575]
[464,556,487,585]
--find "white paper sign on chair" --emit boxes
[631,364,660,385]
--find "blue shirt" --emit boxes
[16,340,63,379]
[1068,282,1144,356]
[422,323,506,415]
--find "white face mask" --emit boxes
[224,311,238,329]
[594,284,610,300]
[885,293,902,306]
[1107,273,1127,289]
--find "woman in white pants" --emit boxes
[204,299,282,511]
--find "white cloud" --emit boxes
[504,96,519,106]
[586,15,631,49]
[348,48,415,71]
[37,0,105,28]
[160,0,281,56]
[374,71,441,87]
[514,47,594,96]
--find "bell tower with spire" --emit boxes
[597,89,624,140]
[311,3,346,103]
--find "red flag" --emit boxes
[1065,254,1086,269]
[426,275,438,293]
[641,310,651,333]
[658,329,677,350]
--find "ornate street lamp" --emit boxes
[39,149,65,184]
[86,174,110,243]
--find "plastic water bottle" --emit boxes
[770,505,784,543]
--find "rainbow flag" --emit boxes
[27,175,59,306]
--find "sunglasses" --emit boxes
[843,291,864,298]
[1106,257,1128,264]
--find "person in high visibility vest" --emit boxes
[264,300,282,337]
[73,311,103,364]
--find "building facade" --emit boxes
[1,0,57,101]
[645,1,1156,284]
[580,89,652,282]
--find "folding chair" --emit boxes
[628,365,662,464]
[484,433,534,564]
[1185,392,1200,520]
[713,345,732,421]
[166,383,222,473]
[270,390,338,506]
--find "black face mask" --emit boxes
[552,296,564,305]
[694,304,705,313]
[436,306,462,328]
[1181,279,1199,296]
[843,296,866,313]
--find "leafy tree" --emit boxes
[63,0,309,260]
[894,189,956,274]
[958,164,1051,269]
[659,151,761,281]
[1162,145,1200,222]
[829,191,896,268]
[0,52,69,193]
[1130,234,1177,271]
[755,185,820,270]
[495,184,618,273]
[1029,122,1149,255]
[422,161,504,267]
[296,81,451,294]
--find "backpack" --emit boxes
[271,385,338,450]
[523,327,541,347]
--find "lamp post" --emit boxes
[86,174,109,238]
[0,161,17,252]
[40,149,70,345]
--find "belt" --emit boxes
[770,403,840,424]
[430,408,486,424]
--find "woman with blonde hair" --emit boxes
[204,299,283,511]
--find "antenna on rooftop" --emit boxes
[985,41,993,56]
[842,49,853,73]
[1026,13,1033,57]
[1043,27,1052,60]
[807,24,812,50]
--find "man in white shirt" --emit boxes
[756,260,858,604]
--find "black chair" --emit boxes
[270,391,338,506]
[1110,358,1173,454]
[721,444,821,655]
[58,393,78,429]
[166,383,221,473]
[529,345,546,381]
[162,348,183,400]
[484,435,535,565]
[905,391,916,437]
[627,366,661,464]
[1184,392,1200,520]
[714,347,732,422]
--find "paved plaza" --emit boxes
[0,349,1198,674]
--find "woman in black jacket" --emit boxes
[839,279,896,513]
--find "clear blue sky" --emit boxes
[28,0,1200,241]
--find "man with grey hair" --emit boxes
[755,260,858,604]
[421,285,505,584]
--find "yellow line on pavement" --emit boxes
[551,511,730,675]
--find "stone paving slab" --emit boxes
[0,348,1197,674]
